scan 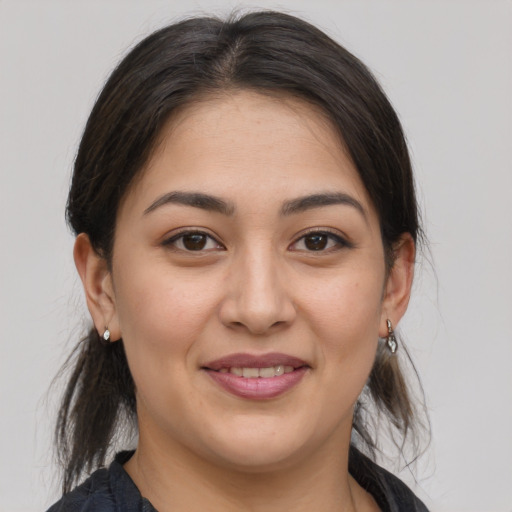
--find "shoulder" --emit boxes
[45,468,115,512]
[46,451,155,512]
[349,447,429,512]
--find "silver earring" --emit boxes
[102,328,111,342]
[386,319,397,354]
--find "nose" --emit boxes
[218,247,296,335]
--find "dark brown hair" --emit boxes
[57,10,427,492]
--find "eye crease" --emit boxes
[162,229,352,253]
[163,231,224,251]
[290,231,352,252]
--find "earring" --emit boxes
[102,328,111,342]
[386,319,397,354]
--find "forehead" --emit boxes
[121,90,375,218]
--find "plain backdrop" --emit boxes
[1,1,511,511]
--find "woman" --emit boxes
[49,11,429,512]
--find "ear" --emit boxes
[73,233,120,341]
[379,233,415,337]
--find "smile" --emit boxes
[218,365,295,377]
[203,353,309,399]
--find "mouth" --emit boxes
[202,353,309,399]
[216,365,296,378]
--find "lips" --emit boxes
[202,353,309,400]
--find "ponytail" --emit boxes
[352,339,428,464]
[55,329,135,493]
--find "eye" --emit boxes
[163,231,224,252]
[290,230,350,252]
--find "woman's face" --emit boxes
[99,91,410,471]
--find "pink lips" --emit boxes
[202,352,309,400]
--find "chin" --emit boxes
[210,441,305,474]
[196,415,324,473]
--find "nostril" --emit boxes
[218,285,296,334]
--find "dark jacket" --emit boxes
[47,449,429,511]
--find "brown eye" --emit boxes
[290,230,350,252]
[182,233,208,250]
[304,233,329,251]
[163,231,224,252]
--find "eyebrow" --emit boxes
[143,190,366,219]
[281,192,366,218]
[144,191,235,216]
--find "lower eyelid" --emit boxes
[290,231,352,251]
[161,229,351,252]
[162,231,224,251]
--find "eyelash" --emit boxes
[162,230,224,252]
[162,229,352,253]
[289,229,353,253]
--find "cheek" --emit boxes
[113,261,222,366]
[299,264,384,393]
[302,267,384,343]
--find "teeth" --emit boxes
[225,365,295,378]
[242,367,259,378]
[259,366,275,378]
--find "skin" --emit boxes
[75,91,415,512]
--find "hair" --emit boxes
[57,10,428,493]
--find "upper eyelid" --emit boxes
[161,227,351,248]
[293,227,350,242]
[162,229,225,248]
[163,227,220,240]
[289,228,353,250]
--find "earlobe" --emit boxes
[73,233,120,341]
[379,233,415,337]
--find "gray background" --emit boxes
[1,1,511,510]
